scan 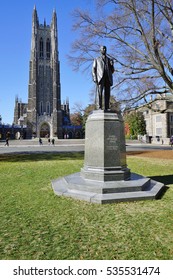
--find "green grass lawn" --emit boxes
[0,152,173,260]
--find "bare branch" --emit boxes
[69,0,173,107]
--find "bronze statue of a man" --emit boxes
[92,46,114,110]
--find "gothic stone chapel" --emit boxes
[13,6,69,138]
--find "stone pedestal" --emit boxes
[52,110,165,204]
[81,110,130,181]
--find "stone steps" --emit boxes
[52,172,165,204]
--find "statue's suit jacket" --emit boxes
[92,55,114,86]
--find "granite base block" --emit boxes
[82,110,130,182]
[51,172,165,204]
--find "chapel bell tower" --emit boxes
[27,6,62,138]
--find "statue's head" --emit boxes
[100,46,107,55]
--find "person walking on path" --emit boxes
[51,138,55,145]
[4,137,9,146]
[39,138,43,145]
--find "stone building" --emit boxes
[13,97,28,126]
[137,95,173,144]
[13,6,70,138]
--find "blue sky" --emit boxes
[0,0,95,124]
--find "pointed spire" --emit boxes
[32,5,39,26]
[51,8,58,45]
[15,95,18,103]
[53,8,56,15]
[31,5,38,57]
[33,4,37,16]
[66,97,69,105]
[52,8,57,27]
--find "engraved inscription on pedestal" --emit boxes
[106,135,118,151]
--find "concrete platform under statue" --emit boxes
[52,110,165,203]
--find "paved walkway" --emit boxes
[0,139,171,155]
[0,139,85,154]
[0,138,84,146]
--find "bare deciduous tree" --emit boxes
[69,0,173,108]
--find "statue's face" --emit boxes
[100,46,107,55]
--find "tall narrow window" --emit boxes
[46,38,50,59]
[170,114,173,123]
[46,101,50,114]
[39,38,44,58]
[40,101,43,114]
